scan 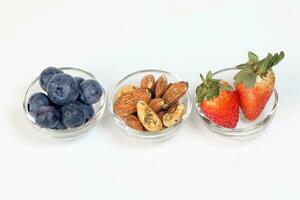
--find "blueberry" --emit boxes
[39,67,63,91]
[74,101,94,122]
[74,77,85,85]
[47,73,79,106]
[61,102,86,128]
[79,80,103,104]
[74,77,85,100]
[35,106,60,128]
[54,120,67,130]
[28,93,51,117]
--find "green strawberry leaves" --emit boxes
[236,63,249,69]
[248,51,259,64]
[243,72,256,88]
[234,51,285,88]
[220,84,233,91]
[234,68,256,88]
[196,85,205,103]
[257,53,272,74]
[267,51,285,69]
[196,71,233,103]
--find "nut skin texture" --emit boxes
[114,89,151,117]
[140,74,155,92]
[123,115,144,131]
[154,75,168,98]
[115,85,137,100]
[163,103,185,128]
[157,111,166,122]
[162,81,188,106]
[136,101,163,132]
[148,98,164,113]
[167,102,179,113]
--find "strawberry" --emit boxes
[196,71,239,128]
[234,51,284,121]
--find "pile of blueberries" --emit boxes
[28,67,103,130]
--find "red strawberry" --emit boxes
[196,71,239,128]
[234,51,284,120]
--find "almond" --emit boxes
[154,75,168,98]
[163,103,185,128]
[162,81,188,106]
[166,83,173,90]
[123,115,144,131]
[114,89,151,117]
[167,102,179,113]
[137,101,163,132]
[148,98,164,113]
[140,74,155,92]
[115,85,137,100]
[157,110,166,122]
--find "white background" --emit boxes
[0,0,299,199]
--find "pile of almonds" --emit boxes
[113,74,189,132]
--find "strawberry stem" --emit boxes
[234,51,285,88]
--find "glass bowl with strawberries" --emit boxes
[195,51,283,139]
[108,69,192,142]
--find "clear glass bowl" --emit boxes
[108,69,192,142]
[23,67,106,140]
[194,67,278,139]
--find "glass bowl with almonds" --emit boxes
[108,69,192,141]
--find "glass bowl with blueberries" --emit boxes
[23,67,106,140]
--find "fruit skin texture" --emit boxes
[61,102,86,128]
[196,71,239,128]
[74,77,85,85]
[73,101,95,122]
[54,120,67,130]
[79,80,103,104]
[201,89,239,128]
[39,67,63,91]
[235,70,275,120]
[35,106,60,128]
[28,92,50,117]
[234,51,284,121]
[47,73,79,106]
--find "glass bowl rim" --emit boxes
[108,68,192,139]
[23,67,106,134]
[194,67,279,137]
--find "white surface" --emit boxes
[0,0,299,199]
